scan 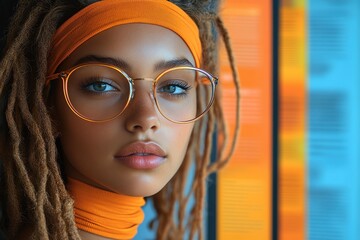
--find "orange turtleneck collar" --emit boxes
[67,178,145,240]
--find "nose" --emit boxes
[124,84,160,133]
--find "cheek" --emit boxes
[54,86,118,161]
[60,124,115,157]
[166,123,194,165]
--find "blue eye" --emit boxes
[82,77,119,94]
[157,80,191,96]
[86,82,117,92]
[159,85,188,94]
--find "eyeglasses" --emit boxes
[46,63,218,123]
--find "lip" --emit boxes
[115,141,167,169]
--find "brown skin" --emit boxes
[53,24,196,239]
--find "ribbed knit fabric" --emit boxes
[67,178,145,240]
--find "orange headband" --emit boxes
[48,0,202,75]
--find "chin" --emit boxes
[131,185,166,197]
[108,177,168,197]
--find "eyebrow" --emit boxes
[74,55,131,71]
[154,58,194,71]
[73,55,194,72]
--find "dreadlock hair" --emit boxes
[0,0,240,239]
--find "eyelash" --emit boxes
[157,80,192,95]
[80,77,119,94]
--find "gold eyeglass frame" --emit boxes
[46,63,218,124]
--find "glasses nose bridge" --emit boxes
[130,77,156,99]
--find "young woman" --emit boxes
[0,0,239,239]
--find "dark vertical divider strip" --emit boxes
[272,1,280,240]
[207,132,218,240]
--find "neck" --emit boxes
[67,178,145,240]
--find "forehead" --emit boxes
[59,23,195,71]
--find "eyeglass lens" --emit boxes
[66,65,214,122]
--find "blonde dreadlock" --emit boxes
[0,0,240,239]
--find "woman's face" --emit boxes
[54,24,195,197]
